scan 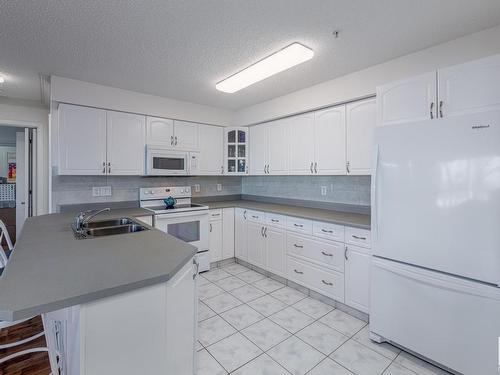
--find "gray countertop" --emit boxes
[0,208,196,321]
[202,199,371,229]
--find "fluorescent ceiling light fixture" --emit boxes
[216,43,314,93]
[0,76,4,84]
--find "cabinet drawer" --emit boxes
[287,233,344,273]
[266,213,286,228]
[247,210,265,223]
[286,216,312,234]
[287,256,344,302]
[345,227,371,248]
[209,209,223,221]
[313,221,345,242]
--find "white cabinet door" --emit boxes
[106,111,146,175]
[377,72,437,126]
[173,120,199,150]
[235,208,248,261]
[346,99,376,175]
[438,54,500,118]
[58,104,107,175]
[265,226,286,277]
[288,113,315,175]
[314,106,346,175]
[267,118,289,175]
[209,220,223,262]
[198,125,223,175]
[222,208,235,260]
[249,124,268,175]
[146,116,174,147]
[345,245,371,313]
[247,221,266,269]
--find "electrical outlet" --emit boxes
[101,186,112,196]
[92,187,101,197]
[216,183,222,192]
[194,184,201,193]
[321,186,327,196]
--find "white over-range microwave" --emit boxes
[145,146,199,175]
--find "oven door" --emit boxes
[154,211,209,251]
[146,148,188,175]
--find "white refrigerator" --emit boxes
[370,110,500,375]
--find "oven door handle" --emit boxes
[154,210,209,220]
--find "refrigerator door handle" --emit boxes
[371,145,380,242]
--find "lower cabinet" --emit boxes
[265,226,286,277]
[209,208,235,263]
[247,221,266,269]
[222,208,235,259]
[209,219,223,262]
[235,208,248,261]
[344,244,371,313]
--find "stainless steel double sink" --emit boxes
[73,217,149,238]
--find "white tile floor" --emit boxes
[197,262,451,375]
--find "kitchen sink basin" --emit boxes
[84,218,136,229]
[82,224,148,237]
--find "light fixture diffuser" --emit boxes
[216,43,314,93]
[0,76,4,84]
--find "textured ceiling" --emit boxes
[1,0,500,109]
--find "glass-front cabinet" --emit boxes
[224,127,249,175]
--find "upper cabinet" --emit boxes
[288,113,315,175]
[346,99,376,175]
[313,106,346,175]
[249,125,268,175]
[58,104,145,175]
[249,119,288,175]
[146,117,198,150]
[198,125,223,175]
[224,127,248,175]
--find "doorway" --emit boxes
[0,125,36,248]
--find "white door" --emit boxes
[58,104,107,175]
[288,113,315,175]
[247,221,265,268]
[265,227,286,277]
[249,124,268,175]
[314,106,346,175]
[106,111,146,175]
[235,208,248,261]
[146,116,174,147]
[344,245,370,313]
[438,53,500,118]
[15,131,28,237]
[267,119,288,175]
[198,125,223,175]
[222,208,235,259]
[173,120,199,150]
[376,72,437,126]
[346,99,376,175]
[209,220,223,262]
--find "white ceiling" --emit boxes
[1,0,500,109]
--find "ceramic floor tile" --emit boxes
[307,358,354,375]
[293,297,334,319]
[198,282,225,300]
[319,309,366,337]
[198,275,211,286]
[220,304,264,330]
[215,275,248,291]
[383,362,419,375]
[330,339,392,375]
[296,321,349,355]
[269,306,315,333]
[353,326,400,360]
[198,315,237,347]
[198,301,217,322]
[232,353,290,375]
[247,294,288,316]
[223,263,251,275]
[241,318,291,351]
[237,269,267,283]
[270,286,308,305]
[206,332,263,373]
[196,340,203,351]
[197,349,228,375]
[204,292,243,314]
[252,277,285,293]
[268,336,325,375]
[203,268,233,282]
[230,284,266,303]
[394,352,450,375]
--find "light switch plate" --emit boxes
[194,184,201,193]
[216,183,222,192]
[92,187,101,197]
[101,186,112,196]
[321,186,327,196]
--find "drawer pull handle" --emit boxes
[294,224,304,227]
[321,229,333,233]
[271,219,279,222]
[321,251,333,257]
[252,215,259,219]
[294,269,304,274]
[322,280,333,286]
[352,235,366,240]
[211,213,220,217]
[293,244,303,248]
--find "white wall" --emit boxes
[0,98,49,214]
[234,24,500,125]
[51,76,233,126]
